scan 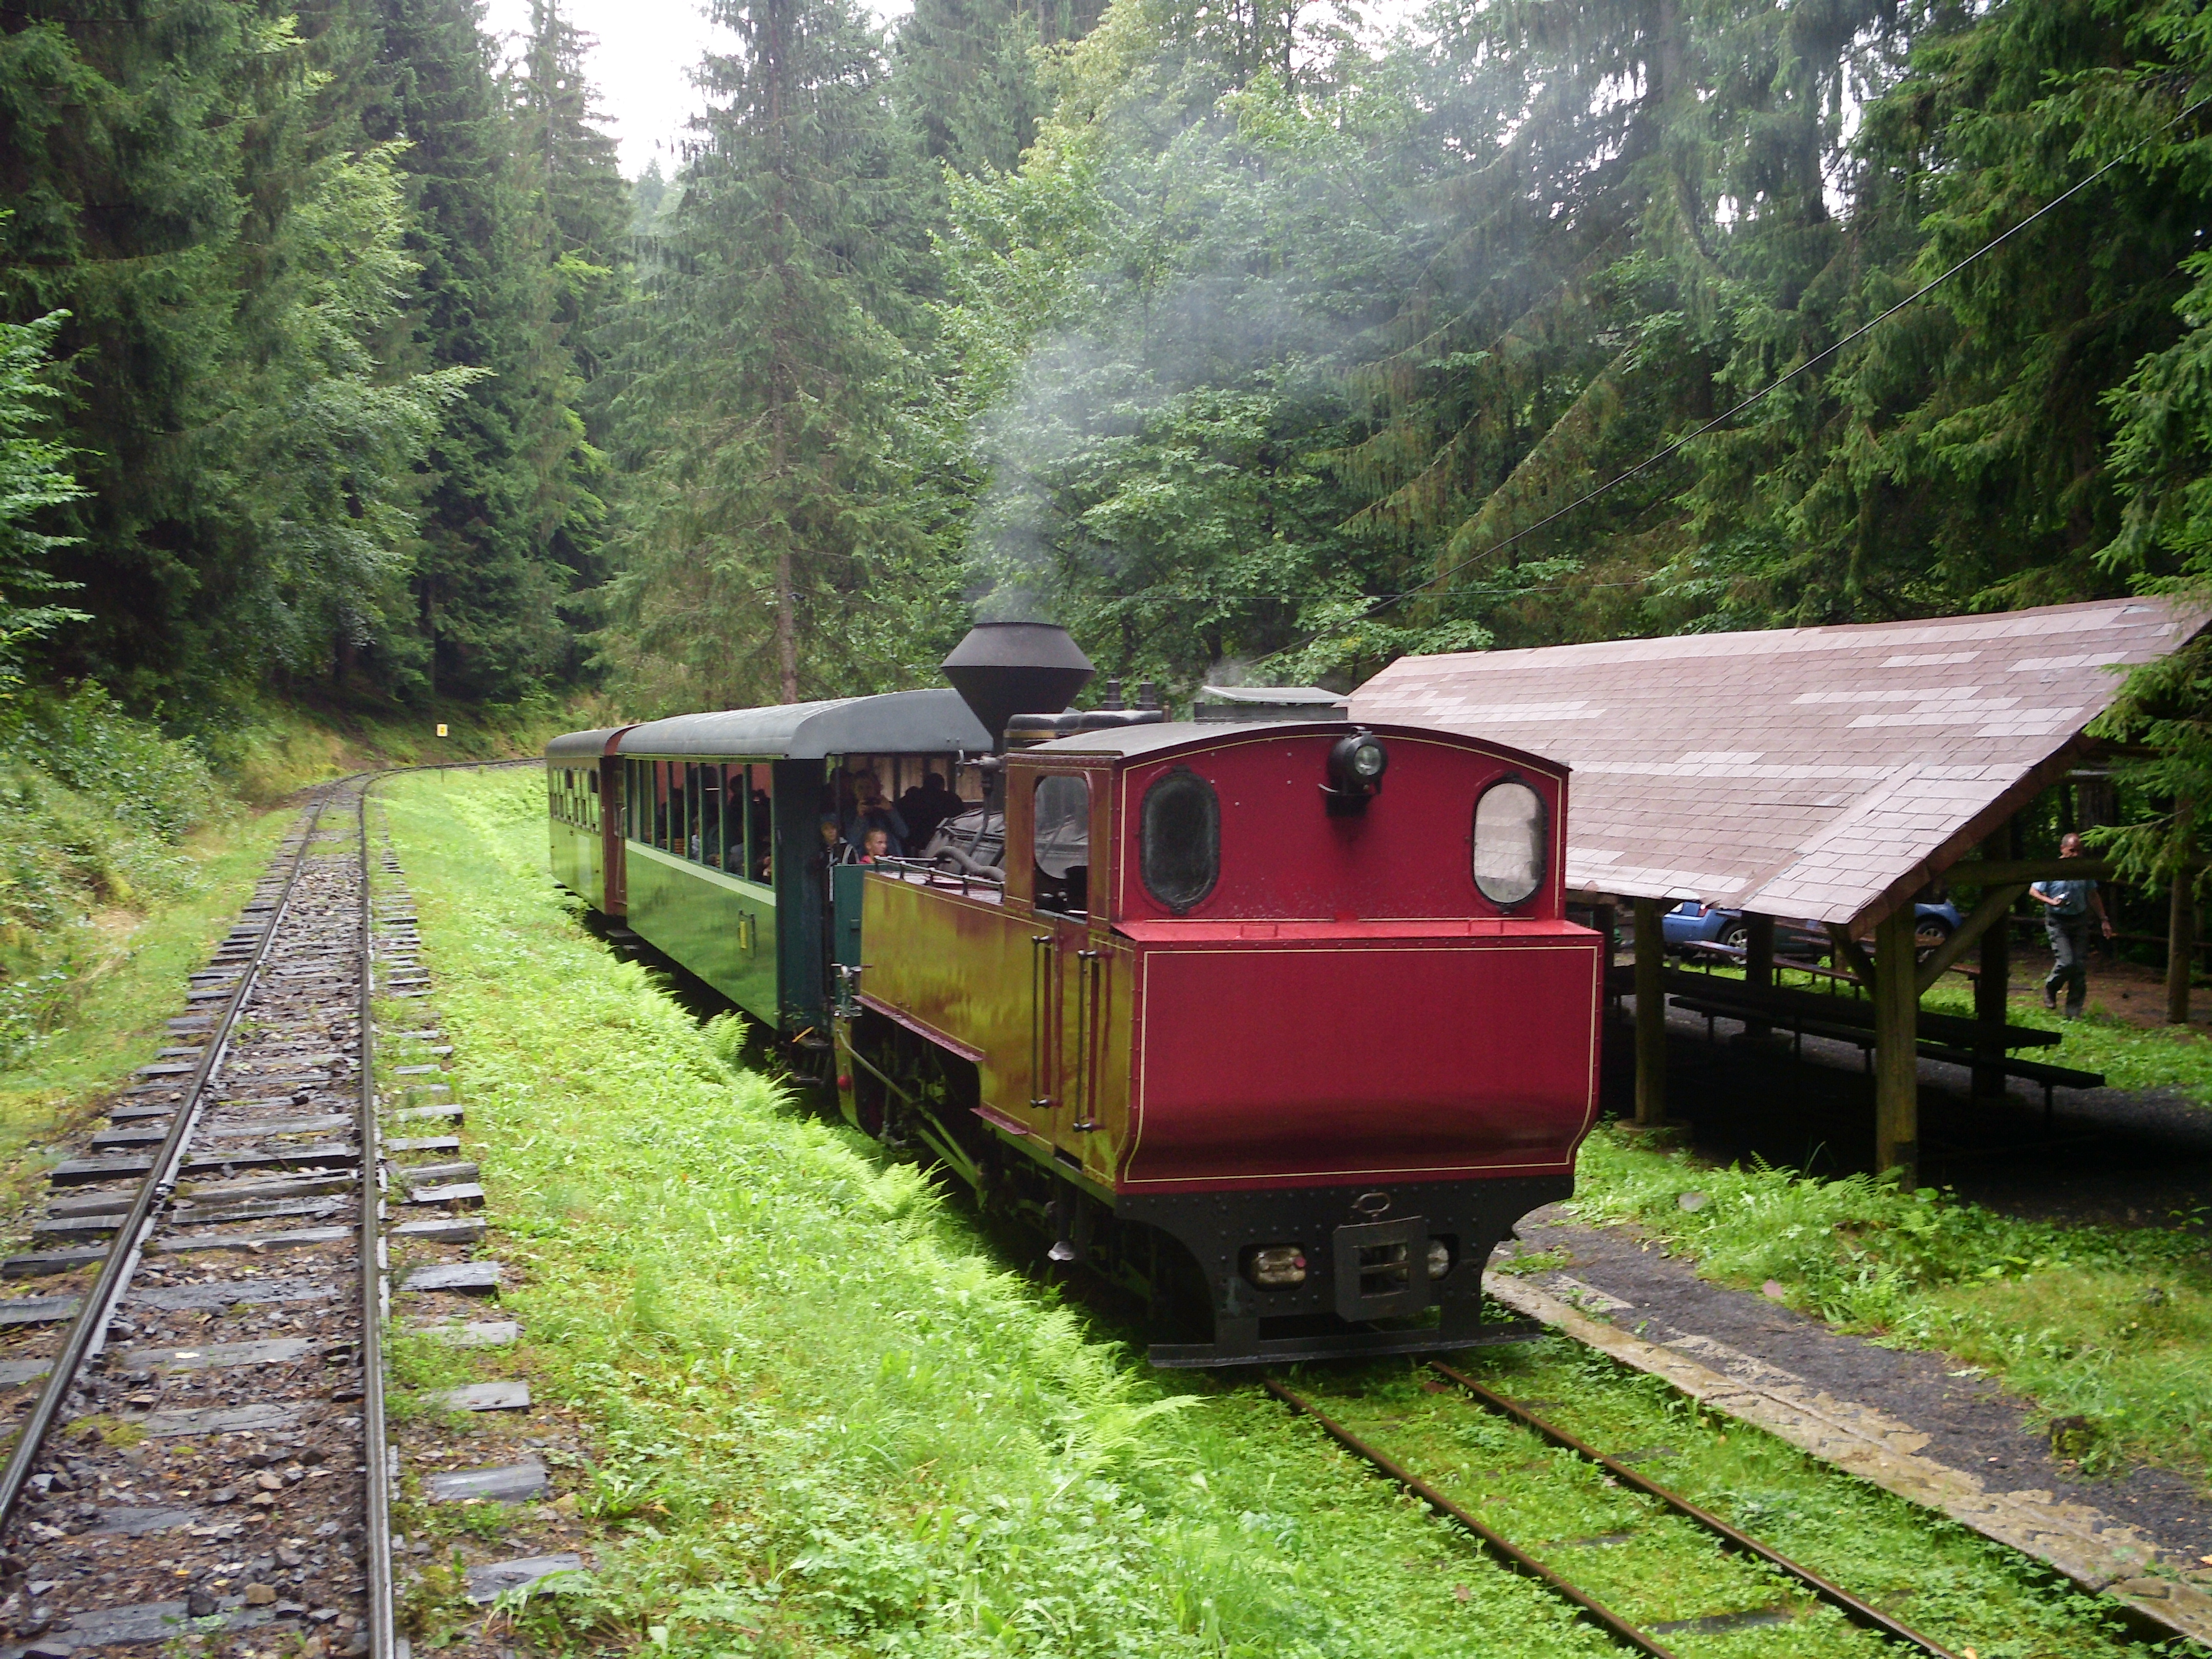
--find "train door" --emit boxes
[599,751,627,914]
[1031,771,1105,1143]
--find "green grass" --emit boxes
[206,692,592,805]
[0,801,290,1208]
[378,768,2164,1658]
[1570,1127,2212,1485]
[379,768,1629,1659]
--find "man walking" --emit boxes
[2031,832,2116,1019]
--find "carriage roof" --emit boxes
[601,688,990,761]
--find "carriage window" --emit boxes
[1140,769,1219,913]
[700,763,724,869]
[749,764,775,883]
[1033,773,1090,912]
[1473,778,1547,908]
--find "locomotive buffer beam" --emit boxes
[1153,1316,1545,1370]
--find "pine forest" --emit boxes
[2,0,2210,792]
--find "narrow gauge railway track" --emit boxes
[1265,1368,1964,1659]
[0,771,534,1659]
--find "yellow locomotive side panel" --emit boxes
[858,876,1035,1122]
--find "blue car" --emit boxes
[1663,899,1962,958]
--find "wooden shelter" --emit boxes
[1352,597,2205,1183]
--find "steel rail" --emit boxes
[358,788,398,1659]
[1261,1378,1685,1659]
[0,792,336,1526]
[1428,1361,1961,1656]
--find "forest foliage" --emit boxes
[4,0,2212,857]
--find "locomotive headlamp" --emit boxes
[1325,730,1390,806]
[1245,1245,1309,1288]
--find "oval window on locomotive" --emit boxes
[1140,769,1219,913]
[1033,773,1091,913]
[1472,777,1547,908]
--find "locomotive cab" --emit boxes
[845,717,1604,1367]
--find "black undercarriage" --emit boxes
[834,1006,1567,1367]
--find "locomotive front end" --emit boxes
[851,696,1604,1369]
[1096,723,1600,1364]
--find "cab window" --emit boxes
[1033,773,1090,914]
[1140,769,1219,913]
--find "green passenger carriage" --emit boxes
[545,691,990,1036]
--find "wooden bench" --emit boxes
[1660,989,2103,1121]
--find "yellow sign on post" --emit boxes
[436,724,449,737]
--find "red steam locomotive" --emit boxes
[546,623,1602,1366]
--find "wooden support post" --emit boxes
[2170,807,2195,1027]
[1825,922,1876,990]
[1874,906,1919,1186]
[2169,863,2195,1027]
[1634,897,1666,1127]
[1973,897,2010,1102]
[1743,913,1774,1040]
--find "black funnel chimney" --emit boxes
[943,622,1095,751]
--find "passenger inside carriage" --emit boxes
[900,772,960,849]
[846,770,909,855]
[699,784,722,868]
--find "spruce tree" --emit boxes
[602,0,955,709]
[511,0,629,632]
[0,0,482,704]
[895,0,1042,180]
[366,0,576,700]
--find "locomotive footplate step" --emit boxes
[1151,1317,1545,1369]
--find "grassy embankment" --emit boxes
[373,767,2156,1658]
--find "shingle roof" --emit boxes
[1350,598,2203,927]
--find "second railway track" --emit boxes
[1267,1364,1970,1659]
[0,771,541,1659]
